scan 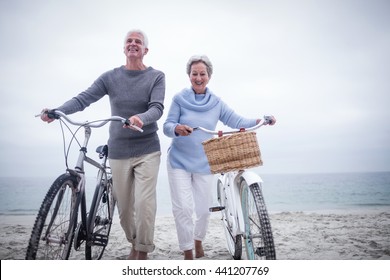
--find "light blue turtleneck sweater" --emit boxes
[163,87,257,174]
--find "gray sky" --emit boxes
[1,0,389,178]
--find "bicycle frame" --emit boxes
[69,125,108,246]
[57,111,142,256]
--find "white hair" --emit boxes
[124,29,149,48]
[186,55,213,77]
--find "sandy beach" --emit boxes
[1,211,389,260]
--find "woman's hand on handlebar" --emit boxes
[256,115,276,126]
[264,115,276,125]
[175,124,193,136]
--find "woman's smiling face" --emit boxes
[189,62,210,94]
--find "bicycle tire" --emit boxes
[26,173,80,260]
[217,179,242,260]
[240,179,276,260]
[85,174,116,260]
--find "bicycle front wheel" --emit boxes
[85,174,116,260]
[240,179,276,260]
[217,179,242,260]
[26,173,80,259]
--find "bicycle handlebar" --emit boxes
[193,115,274,135]
[36,110,144,132]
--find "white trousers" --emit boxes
[167,161,214,251]
[109,151,161,253]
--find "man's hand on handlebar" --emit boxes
[125,115,144,131]
[39,108,56,123]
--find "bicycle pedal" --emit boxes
[209,206,225,212]
[92,234,109,247]
[256,247,266,257]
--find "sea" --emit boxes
[0,172,389,217]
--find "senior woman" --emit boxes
[163,55,275,260]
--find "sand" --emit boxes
[1,211,389,260]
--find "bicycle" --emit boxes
[195,116,276,260]
[26,110,142,260]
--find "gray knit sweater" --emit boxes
[56,66,165,159]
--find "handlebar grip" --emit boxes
[46,110,60,120]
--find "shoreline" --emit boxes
[2,206,390,224]
[1,210,390,260]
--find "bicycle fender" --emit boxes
[238,171,263,186]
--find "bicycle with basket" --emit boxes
[197,115,276,260]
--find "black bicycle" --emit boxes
[26,110,142,259]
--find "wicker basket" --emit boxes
[202,131,262,174]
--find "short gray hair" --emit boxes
[124,29,149,48]
[186,55,213,77]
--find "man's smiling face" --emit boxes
[123,32,148,59]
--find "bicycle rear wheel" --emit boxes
[26,173,80,259]
[85,174,116,260]
[217,179,242,260]
[240,179,276,260]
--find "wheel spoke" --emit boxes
[248,216,261,230]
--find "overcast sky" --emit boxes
[1,0,389,178]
